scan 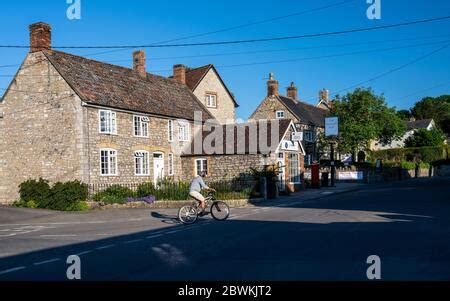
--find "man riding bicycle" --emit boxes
[189,171,216,216]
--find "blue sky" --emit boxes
[1,0,449,119]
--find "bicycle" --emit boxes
[178,192,230,225]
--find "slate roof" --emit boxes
[406,119,433,130]
[43,50,214,121]
[182,119,293,156]
[278,96,329,127]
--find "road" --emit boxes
[0,178,449,281]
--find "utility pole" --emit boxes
[330,141,336,187]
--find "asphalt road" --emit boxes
[0,178,449,281]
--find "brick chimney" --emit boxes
[133,50,146,77]
[173,64,186,84]
[267,72,279,97]
[287,82,298,100]
[29,22,51,53]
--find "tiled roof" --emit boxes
[406,119,433,130]
[185,65,212,91]
[182,119,293,156]
[43,50,214,121]
[278,95,329,127]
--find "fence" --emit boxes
[88,179,259,202]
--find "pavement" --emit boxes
[0,178,449,281]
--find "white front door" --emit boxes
[153,153,164,184]
[277,152,286,192]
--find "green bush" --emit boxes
[400,161,416,170]
[19,178,51,206]
[369,145,448,164]
[93,185,135,204]
[65,201,90,211]
[17,179,88,211]
[47,181,88,211]
[137,180,190,201]
[26,200,38,209]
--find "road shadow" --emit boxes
[0,202,449,281]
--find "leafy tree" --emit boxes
[331,88,406,156]
[404,128,446,147]
[411,95,450,134]
[397,109,412,120]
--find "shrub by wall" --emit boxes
[369,145,449,163]
[17,180,88,211]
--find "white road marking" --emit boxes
[0,266,26,275]
[123,239,143,244]
[76,250,94,256]
[95,244,115,250]
[40,234,78,238]
[146,234,163,239]
[33,258,60,266]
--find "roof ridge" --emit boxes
[186,64,213,73]
[280,94,327,112]
[45,49,173,83]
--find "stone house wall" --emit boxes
[84,106,195,185]
[180,154,271,182]
[0,52,85,203]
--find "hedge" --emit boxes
[369,145,449,164]
[16,179,88,211]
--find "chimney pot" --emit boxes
[29,22,52,53]
[173,64,187,84]
[133,50,146,77]
[287,82,298,100]
[267,72,279,97]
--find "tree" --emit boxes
[331,88,406,156]
[411,95,450,134]
[397,109,412,120]
[404,128,446,148]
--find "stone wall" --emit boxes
[181,154,270,182]
[193,68,236,124]
[0,52,84,203]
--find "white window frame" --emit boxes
[100,148,118,176]
[276,110,285,119]
[134,150,150,176]
[168,153,174,176]
[304,131,314,142]
[99,110,117,135]
[168,120,174,142]
[205,93,217,108]
[195,158,208,176]
[178,121,190,142]
[133,115,149,138]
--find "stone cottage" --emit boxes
[250,73,330,165]
[0,22,241,204]
[181,119,306,192]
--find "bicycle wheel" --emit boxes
[178,205,198,225]
[210,201,230,221]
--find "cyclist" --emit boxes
[189,171,216,216]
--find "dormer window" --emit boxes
[276,110,285,119]
[206,93,217,108]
